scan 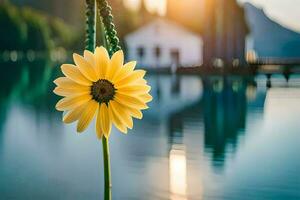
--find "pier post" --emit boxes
[266,73,272,88]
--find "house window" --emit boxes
[154,46,161,58]
[137,46,145,59]
[170,49,180,65]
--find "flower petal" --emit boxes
[61,64,92,86]
[95,46,109,79]
[55,94,92,111]
[108,103,127,133]
[84,50,95,67]
[63,102,89,124]
[73,53,98,82]
[77,100,99,132]
[136,78,147,85]
[112,61,136,82]
[106,50,124,80]
[116,84,151,95]
[53,87,90,97]
[96,113,103,138]
[139,93,153,103]
[54,77,90,89]
[110,101,133,129]
[114,70,146,87]
[114,92,148,110]
[125,106,143,119]
[97,103,112,138]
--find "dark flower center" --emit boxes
[91,79,116,103]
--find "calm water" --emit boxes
[0,60,300,200]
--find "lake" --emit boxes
[0,60,300,200]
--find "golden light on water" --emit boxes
[169,146,187,200]
[124,0,166,15]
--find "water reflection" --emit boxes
[168,76,259,170]
[169,145,187,200]
[0,60,300,199]
[0,60,62,153]
[202,77,248,169]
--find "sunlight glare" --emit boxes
[169,147,187,200]
[124,0,166,15]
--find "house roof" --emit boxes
[125,18,202,42]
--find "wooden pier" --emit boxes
[175,58,300,76]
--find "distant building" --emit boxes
[125,18,203,69]
[203,0,249,67]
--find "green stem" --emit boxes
[97,0,121,55]
[85,0,96,51]
[86,1,111,199]
[102,137,111,200]
[99,20,108,48]
[98,7,112,200]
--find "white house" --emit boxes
[125,18,203,69]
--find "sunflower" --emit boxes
[53,46,152,138]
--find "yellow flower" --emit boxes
[53,46,152,138]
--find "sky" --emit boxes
[124,0,300,32]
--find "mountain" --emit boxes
[244,3,300,58]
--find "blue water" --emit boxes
[0,60,300,200]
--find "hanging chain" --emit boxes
[97,0,121,55]
[85,0,96,51]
